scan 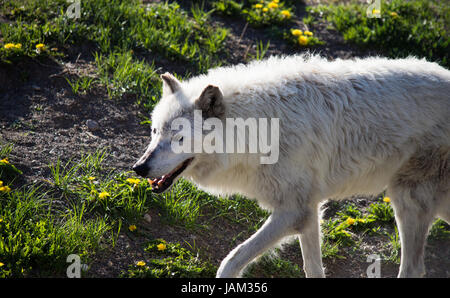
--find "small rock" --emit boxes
[144,213,152,223]
[86,119,100,131]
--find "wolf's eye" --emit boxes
[152,128,157,135]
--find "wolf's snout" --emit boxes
[132,162,149,177]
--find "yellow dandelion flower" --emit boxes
[390,12,398,17]
[157,243,167,251]
[291,29,303,36]
[281,10,291,19]
[14,43,22,49]
[126,178,141,185]
[0,180,3,187]
[36,43,46,53]
[0,262,4,267]
[254,4,263,9]
[88,176,96,181]
[383,197,391,203]
[346,217,356,225]
[372,9,380,15]
[357,218,365,223]
[262,7,268,12]
[0,218,3,223]
[136,261,146,267]
[298,35,308,46]
[304,30,313,36]
[268,2,278,9]
[129,225,137,232]
[0,186,11,193]
[98,191,110,199]
[273,0,279,3]
[0,158,9,164]
[4,43,15,50]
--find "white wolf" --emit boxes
[133,54,450,278]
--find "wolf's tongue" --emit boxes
[148,178,160,186]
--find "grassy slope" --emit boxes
[0,0,449,278]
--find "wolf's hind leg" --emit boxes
[389,148,449,277]
[298,206,325,277]
[436,186,450,223]
[388,183,436,278]
[438,203,450,223]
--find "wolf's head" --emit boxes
[132,73,225,193]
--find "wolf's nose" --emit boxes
[132,163,149,177]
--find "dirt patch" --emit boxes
[0,58,150,184]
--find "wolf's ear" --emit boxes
[161,72,181,95]
[195,85,225,118]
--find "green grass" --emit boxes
[65,76,96,96]
[320,196,396,257]
[243,249,303,278]
[123,238,216,278]
[368,198,395,223]
[1,0,228,63]
[383,226,401,264]
[0,158,22,183]
[0,142,269,277]
[0,0,228,108]
[248,40,271,61]
[0,147,144,277]
[0,185,110,277]
[48,157,152,226]
[213,0,323,48]
[309,0,450,68]
[0,143,13,159]
[150,179,206,229]
[429,219,450,240]
[94,51,161,107]
[213,0,294,27]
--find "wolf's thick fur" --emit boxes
[134,54,450,277]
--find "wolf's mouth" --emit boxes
[148,158,194,193]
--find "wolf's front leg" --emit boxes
[216,210,300,278]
